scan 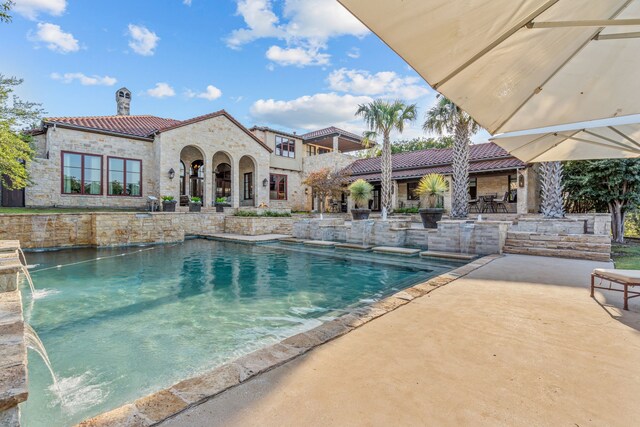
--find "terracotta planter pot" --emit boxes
[162,201,177,212]
[419,208,444,228]
[351,208,371,220]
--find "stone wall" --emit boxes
[268,166,306,211]
[428,220,511,255]
[224,216,293,236]
[0,214,94,249]
[27,127,155,208]
[504,232,611,262]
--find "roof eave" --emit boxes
[43,121,155,142]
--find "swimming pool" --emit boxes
[20,239,464,426]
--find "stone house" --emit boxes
[347,143,541,214]
[7,88,364,211]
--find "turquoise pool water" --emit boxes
[20,239,464,426]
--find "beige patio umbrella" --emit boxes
[338,0,640,135]
[491,121,640,162]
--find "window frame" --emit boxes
[107,156,143,197]
[60,151,103,196]
[275,135,296,158]
[269,173,288,200]
[468,177,477,200]
[406,182,419,200]
[244,172,254,200]
[508,174,518,203]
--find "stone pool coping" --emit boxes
[77,254,501,427]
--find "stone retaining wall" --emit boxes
[0,214,94,249]
[503,232,611,262]
[224,216,293,236]
[428,220,511,255]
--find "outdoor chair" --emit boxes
[480,195,496,213]
[591,268,640,311]
[469,198,480,213]
[494,192,509,213]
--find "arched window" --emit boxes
[215,163,231,198]
[119,91,124,98]
[125,93,131,99]
[190,160,204,178]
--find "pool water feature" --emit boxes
[20,239,464,426]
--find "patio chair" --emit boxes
[469,198,480,213]
[591,269,640,311]
[480,195,496,213]
[494,192,509,213]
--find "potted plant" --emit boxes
[161,196,177,212]
[215,196,231,213]
[348,179,374,220]
[416,173,447,228]
[189,196,202,212]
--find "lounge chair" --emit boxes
[591,268,640,310]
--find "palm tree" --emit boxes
[356,99,417,218]
[423,97,480,218]
[539,161,565,218]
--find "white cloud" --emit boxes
[183,0,192,4]
[346,47,360,59]
[251,92,372,130]
[127,24,159,56]
[328,68,431,100]
[147,82,175,98]
[13,0,66,20]
[186,85,223,101]
[29,22,79,53]
[266,45,329,67]
[50,72,116,86]
[226,0,368,67]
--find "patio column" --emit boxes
[332,136,339,152]
[231,157,240,208]
[391,180,399,211]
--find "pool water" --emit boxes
[20,239,463,426]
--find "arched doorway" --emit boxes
[239,155,256,207]
[179,145,205,206]
[212,152,233,204]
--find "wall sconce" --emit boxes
[168,168,175,180]
[304,188,309,195]
[263,178,268,187]
[518,173,525,188]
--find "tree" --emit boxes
[0,75,43,190]
[539,161,565,218]
[423,97,480,218]
[563,159,640,243]
[356,99,417,218]
[391,136,453,154]
[1,1,13,23]
[302,168,350,217]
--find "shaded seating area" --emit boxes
[591,269,640,311]
[469,192,510,213]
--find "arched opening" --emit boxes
[212,152,233,204]
[239,155,256,207]
[179,145,205,206]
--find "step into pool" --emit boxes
[20,239,465,426]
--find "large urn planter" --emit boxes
[351,208,371,220]
[419,208,444,229]
[162,200,177,212]
[189,202,202,212]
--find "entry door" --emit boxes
[1,176,25,207]
[370,186,381,211]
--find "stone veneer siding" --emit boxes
[27,128,155,208]
[224,216,294,236]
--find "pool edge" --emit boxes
[75,254,502,427]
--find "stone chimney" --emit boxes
[116,87,131,116]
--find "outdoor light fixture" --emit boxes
[168,168,175,180]
[305,188,309,195]
[518,173,525,188]
[263,178,268,187]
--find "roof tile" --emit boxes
[301,126,362,141]
[44,115,180,138]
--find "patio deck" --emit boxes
[163,255,640,427]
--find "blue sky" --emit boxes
[2,0,490,141]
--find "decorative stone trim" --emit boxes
[77,254,501,427]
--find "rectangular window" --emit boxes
[318,147,331,155]
[62,152,102,195]
[469,177,477,199]
[269,174,287,200]
[307,145,317,156]
[108,157,142,196]
[275,135,295,158]
[244,172,253,200]
[407,182,419,200]
[508,175,518,203]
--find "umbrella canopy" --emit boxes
[338,0,640,134]
[491,122,640,162]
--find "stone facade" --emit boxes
[27,128,155,208]
[224,216,293,236]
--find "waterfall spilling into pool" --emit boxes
[24,324,63,401]
[19,239,467,426]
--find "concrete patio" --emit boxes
[162,254,640,427]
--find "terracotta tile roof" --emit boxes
[301,126,362,142]
[347,143,525,181]
[44,115,180,138]
[249,126,301,140]
[44,110,273,152]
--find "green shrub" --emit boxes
[190,197,202,204]
[161,195,175,202]
[215,197,228,204]
[348,179,373,208]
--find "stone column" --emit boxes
[332,136,339,152]
[231,157,240,208]
[391,180,399,211]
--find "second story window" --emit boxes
[275,135,295,158]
